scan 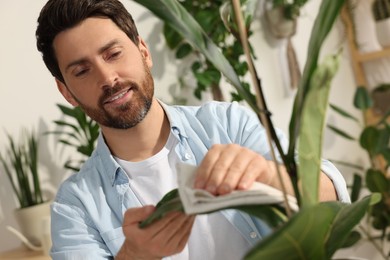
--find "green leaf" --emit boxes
[245,202,341,259]
[340,230,361,248]
[366,169,390,193]
[325,195,378,257]
[132,0,258,112]
[350,174,362,202]
[298,53,340,206]
[139,189,183,228]
[175,43,192,59]
[327,124,356,141]
[353,87,373,110]
[288,0,346,161]
[360,126,389,156]
[329,103,360,123]
[163,23,183,49]
[245,197,375,260]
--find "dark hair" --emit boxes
[36,0,139,83]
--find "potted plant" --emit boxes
[0,129,50,248]
[264,0,310,39]
[372,0,390,48]
[132,0,376,258]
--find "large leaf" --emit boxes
[288,0,345,158]
[132,0,258,112]
[325,194,380,257]
[245,202,340,260]
[298,54,340,206]
[245,196,377,260]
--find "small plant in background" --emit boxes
[372,0,390,21]
[328,86,390,258]
[48,104,99,172]
[0,130,44,209]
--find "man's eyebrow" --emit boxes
[64,40,120,73]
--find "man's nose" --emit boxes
[95,62,118,89]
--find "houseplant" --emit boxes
[0,129,50,247]
[328,86,390,259]
[132,0,378,258]
[48,104,99,172]
[161,0,257,103]
[372,0,390,48]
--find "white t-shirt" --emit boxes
[115,133,252,260]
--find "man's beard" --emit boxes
[74,62,154,129]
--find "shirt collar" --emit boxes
[95,100,188,186]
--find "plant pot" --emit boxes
[13,201,51,247]
[375,18,390,48]
[264,2,297,39]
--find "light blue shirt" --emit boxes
[50,101,350,259]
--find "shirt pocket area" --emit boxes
[101,227,125,256]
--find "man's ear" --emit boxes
[55,79,79,107]
[138,36,153,68]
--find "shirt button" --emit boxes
[184,153,192,160]
[250,232,257,239]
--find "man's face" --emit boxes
[53,17,154,129]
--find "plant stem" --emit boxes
[231,0,293,217]
[358,224,388,260]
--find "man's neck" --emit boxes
[100,99,171,162]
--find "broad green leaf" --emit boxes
[175,43,192,59]
[329,103,360,123]
[381,148,390,165]
[245,198,375,260]
[163,23,183,49]
[132,0,258,112]
[245,202,341,260]
[340,230,361,248]
[327,124,356,141]
[325,194,379,257]
[288,0,345,159]
[298,53,340,206]
[360,126,389,156]
[366,169,390,193]
[353,86,372,110]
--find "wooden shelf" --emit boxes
[357,47,390,62]
[341,5,390,126]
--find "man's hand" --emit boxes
[116,206,195,260]
[193,144,337,201]
[194,144,274,195]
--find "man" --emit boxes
[36,0,350,259]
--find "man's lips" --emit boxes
[104,88,132,105]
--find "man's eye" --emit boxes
[74,68,89,77]
[108,51,121,60]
